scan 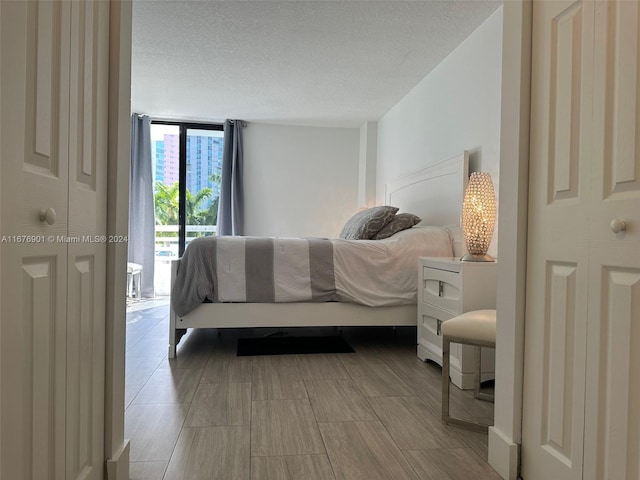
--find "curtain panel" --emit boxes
[217,119,244,236]
[128,113,155,297]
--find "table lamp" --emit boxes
[461,172,496,262]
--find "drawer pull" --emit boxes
[436,319,442,336]
[438,281,444,297]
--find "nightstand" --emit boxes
[417,257,497,389]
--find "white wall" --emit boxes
[358,121,377,209]
[243,123,360,238]
[489,2,531,479]
[105,2,132,478]
[376,7,503,258]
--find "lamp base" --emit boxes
[461,253,495,262]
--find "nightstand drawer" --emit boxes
[420,303,456,328]
[419,305,455,339]
[421,267,460,313]
[418,305,457,365]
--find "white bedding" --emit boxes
[334,226,453,306]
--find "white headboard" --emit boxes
[384,151,469,256]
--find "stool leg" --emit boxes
[474,345,495,403]
[474,345,481,397]
[442,337,451,423]
[442,337,491,433]
[134,271,141,298]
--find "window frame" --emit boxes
[151,120,224,256]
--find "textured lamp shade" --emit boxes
[461,172,496,262]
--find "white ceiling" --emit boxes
[131,0,502,127]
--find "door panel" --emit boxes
[526,1,640,479]
[22,254,67,480]
[22,0,70,238]
[599,0,640,198]
[522,1,594,479]
[584,261,640,480]
[1,1,109,479]
[547,1,583,203]
[69,0,96,191]
[541,262,578,461]
[584,269,640,480]
[583,2,640,479]
[68,0,108,238]
[1,244,67,480]
[67,257,94,480]
[67,248,105,480]
[1,2,70,480]
[66,1,109,479]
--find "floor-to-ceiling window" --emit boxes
[151,121,224,294]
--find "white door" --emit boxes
[66,2,109,479]
[522,1,594,478]
[522,1,640,479]
[583,2,640,479]
[1,2,71,478]
[0,1,110,479]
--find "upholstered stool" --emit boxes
[441,309,496,433]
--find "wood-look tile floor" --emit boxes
[125,299,500,480]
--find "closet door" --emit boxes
[66,2,109,479]
[583,2,640,479]
[523,1,640,479]
[0,1,110,479]
[1,2,71,479]
[521,1,594,479]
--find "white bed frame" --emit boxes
[168,151,469,357]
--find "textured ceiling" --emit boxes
[131,0,502,127]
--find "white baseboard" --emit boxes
[488,427,519,480]
[106,440,130,480]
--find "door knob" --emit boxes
[39,207,56,225]
[610,218,627,234]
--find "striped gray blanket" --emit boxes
[171,236,338,317]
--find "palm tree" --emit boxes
[154,181,179,225]
[155,182,215,225]
[154,179,218,241]
[200,170,222,228]
[209,171,221,186]
[202,196,219,226]
[185,188,212,225]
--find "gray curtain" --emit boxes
[128,114,155,297]
[217,119,244,236]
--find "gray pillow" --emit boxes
[372,213,422,240]
[339,206,399,240]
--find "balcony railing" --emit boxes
[154,224,216,295]
[154,224,217,258]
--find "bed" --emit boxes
[168,151,469,358]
